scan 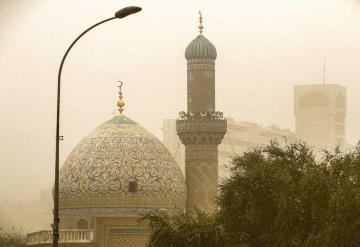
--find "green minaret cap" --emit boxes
[185,11,217,60]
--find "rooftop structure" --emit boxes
[294,84,347,151]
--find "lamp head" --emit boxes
[115,6,142,19]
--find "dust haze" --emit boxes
[1,0,360,232]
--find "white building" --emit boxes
[294,84,347,152]
[163,118,296,179]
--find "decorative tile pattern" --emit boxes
[96,216,149,247]
[59,116,185,209]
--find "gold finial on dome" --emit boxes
[198,10,203,34]
[117,81,125,115]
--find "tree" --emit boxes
[321,146,360,246]
[146,141,360,247]
[144,210,230,247]
[0,227,26,247]
[218,141,360,247]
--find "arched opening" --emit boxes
[77,219,89,229]
[128,180,138,193]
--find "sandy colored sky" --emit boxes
[1,0,360,201]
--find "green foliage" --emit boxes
[0,227,26,247]
[144,209,229,247]
[146,141,360,247]
[218,141,360,247]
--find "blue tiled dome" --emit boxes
[59,115,185,209]
[185,34,217,60]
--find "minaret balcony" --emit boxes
[176,111,227,145]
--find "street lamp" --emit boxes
[53,6,141,247]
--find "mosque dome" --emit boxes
[59,115,185,210]
[185,34,217,60]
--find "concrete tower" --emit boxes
[176,12,227,212]
[294,84,347,151]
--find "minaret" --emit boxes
[176,12,227,213]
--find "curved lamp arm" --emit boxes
[57,17,116,89]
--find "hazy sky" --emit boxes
[1,0,360,202]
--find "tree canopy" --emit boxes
[144,209,229,247]
[0,227,26,247]
[146,142,360,247]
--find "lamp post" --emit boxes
[53,6,141,247]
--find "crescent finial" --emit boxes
[198,10,203,34]
[117,81,125,115]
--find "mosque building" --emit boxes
[26,13,224,247]
[28,86,186,247]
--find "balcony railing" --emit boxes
[176,118,227,133]
[27,229,94,245]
